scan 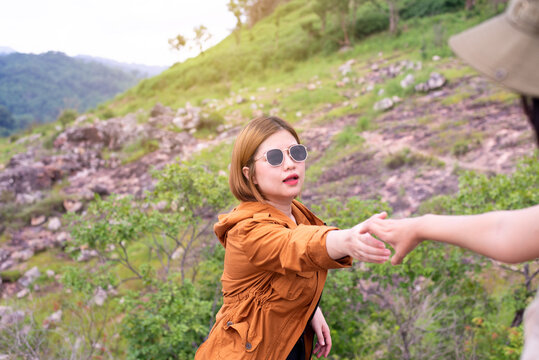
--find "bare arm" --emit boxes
[326,212,391,263]
[363,205,539,265]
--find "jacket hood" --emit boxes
[214,200,322,247]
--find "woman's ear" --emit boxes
[242,166,257,184]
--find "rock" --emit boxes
[66,126,109,145]
[47,217,61,231]
[55,231,69,245]
[17,288,30,298]
[0,306,12,318]
[63,199,83,213]
[0,308,25,326]
[18,266,40,287]
[414,82,430,92]
[46,269,55,277]
[373,98,394,112]
[92,287,108,306]
[307,84,316,90]
[236,96,246,104]
[150,103,171,117]
[432,55,441,61]
[91,184,110,197]
[43,310,62,329]
[378,88,385,96]
[338,59,355,76]
[11,249,34,261]
[400,74,415,88]
[77,249,99,262]
[31,215,46,226]
[427,72,446,90]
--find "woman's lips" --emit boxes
[283,174,299,185]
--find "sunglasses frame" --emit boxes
[254,144,308,167]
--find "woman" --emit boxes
[362,0,539,357]
[195,116,391,359]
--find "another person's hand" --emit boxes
[326,212,391,263]
[347,212,391,263]
[311,307,331,358]
[361,215,422,265]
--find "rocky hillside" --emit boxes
[0,50,534,300]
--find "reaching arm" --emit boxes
[325,212,391,263]
[363,205,539,265]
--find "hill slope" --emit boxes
[0,51,143,134]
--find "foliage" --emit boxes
[57,108,78,129]
[0,51,141,132]
[63,160,233,358]
[314,196,488,359]
[121,280,212,360]
[400,0,466,20]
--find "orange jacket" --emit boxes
[195,200,352,360]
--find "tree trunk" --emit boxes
[339,11,350,47]
[388,0,399,34]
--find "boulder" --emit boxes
[400,74,415,88]
[150,103,172,117]
[63,199,83,213]
[18,266,40,287]
[47,217,61,231]
[373,98,394,112]
[43,310,62,329]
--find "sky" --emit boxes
[0,0,237,67]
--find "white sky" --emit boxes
[0,0,237,67]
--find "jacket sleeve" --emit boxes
[231,217,353,274]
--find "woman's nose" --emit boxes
[282,150,296,168]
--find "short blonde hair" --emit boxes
[229,116,300,203]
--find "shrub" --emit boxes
[354,7,390,39]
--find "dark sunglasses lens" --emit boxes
[266,149,284,166]
[290,145,307,162]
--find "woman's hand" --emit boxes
[360,216,422,265]
[326,212,391,263]
[311,307,331,358]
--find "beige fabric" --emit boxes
[449,0,539,97]
[522,291,539,359]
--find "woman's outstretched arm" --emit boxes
[363,205,539,265]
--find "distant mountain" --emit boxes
[0,51,142,134]
[0,46,16,55]
[76,55,167,77]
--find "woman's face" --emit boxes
[244,129,306,205]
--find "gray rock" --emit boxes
[400,74,415,88]
[43,310,62,329]
[92,287,108,306]
[47,217,61,231]
[373,98,394,112]
[0,308,24,326]
[63,199,83,213]
[30,215,46,226]
[17,288,30,298]
[18,266,40,287]
[427,72,446,90]
[11,249,34,262]
[150,103,172,117]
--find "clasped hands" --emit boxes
[347,212,420,266]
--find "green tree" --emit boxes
[168,34,188,59]
[193,25,212,55]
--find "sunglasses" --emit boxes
[254,144,308,166]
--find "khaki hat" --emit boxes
[449,0,539,97]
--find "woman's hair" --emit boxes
[229,116,300,203]
[521,96,539,146]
